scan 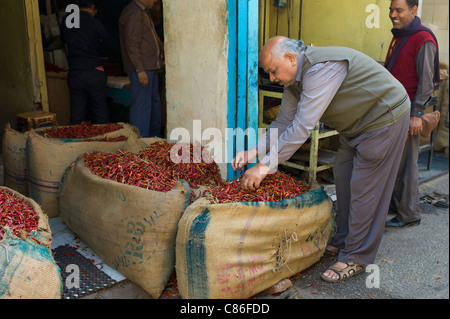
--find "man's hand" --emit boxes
[408,116,422,136]
[137,71,148,87]
[231,148,258,171]
[240,162,271,190]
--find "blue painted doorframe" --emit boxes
[226,0,259,181]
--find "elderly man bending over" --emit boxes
[232,36,410,283]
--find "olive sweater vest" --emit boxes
[292,46,410,137]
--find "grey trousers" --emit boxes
[389,133,421,222]
[330,113,409,265]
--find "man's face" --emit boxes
[389,0,417,30]
[88,4,98,16]
[261,53,297,87]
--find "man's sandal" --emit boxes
[321,262,366,283]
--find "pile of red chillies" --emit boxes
[138,141,223,189]
[83,141,223,193]
[37,122,126,141]
[83,140,310,203]
[0,189,39,241]
[204,171,311,203]
[83,150,178,192]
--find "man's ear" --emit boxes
[285,52,297,66]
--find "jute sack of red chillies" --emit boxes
[2,124,29,196]
[58,137,197,299]
[0,186,62,299]
[176,176,335,299]
[25,122,139,218]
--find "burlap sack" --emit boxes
[0,186,62,299]
[59,157,191,299]
[26,123,138,217]
[2,125,28,196]
[434,77,449,151]
[176,183,334,299]
[421,110,441,138]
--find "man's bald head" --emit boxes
[260,36,302,87]
[260,36,288,65]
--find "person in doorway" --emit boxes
[60,0,119,124]
[119,0,164,138]
[231,36,411,282]
[385,0,440,228]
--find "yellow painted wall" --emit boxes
[260,0,393,62]
[0,0,35,144]
[0,0,48,146]
[25,0,49,111]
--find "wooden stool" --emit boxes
[17,111,58,132]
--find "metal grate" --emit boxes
[52,245,117,299]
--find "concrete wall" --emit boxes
[164,0,229,176]
[0,0,36,146]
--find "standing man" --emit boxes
[61,0,118,124]
[119,0,164,138]
[385,0,440,228]
[232,36,411,282]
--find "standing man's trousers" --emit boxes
[128,70,162,138]
[389,133,421,222]
[330,113,409,265]
[67,68,110,125]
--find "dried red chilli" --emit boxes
[82,141,223,195]
[83,150,177,192]
[204,171,311,204]
[0,189,39,241]
[138,141,223,189]
[163,271,179,298]
[38,122,124,139]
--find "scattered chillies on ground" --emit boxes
[37,122,126,141]
[0,189,39,241]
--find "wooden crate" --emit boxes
[17,111,58,132]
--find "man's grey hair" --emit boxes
[271,39,306,59]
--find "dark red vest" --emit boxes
[385,30,437,100]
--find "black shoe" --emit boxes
[385,217,421,228]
